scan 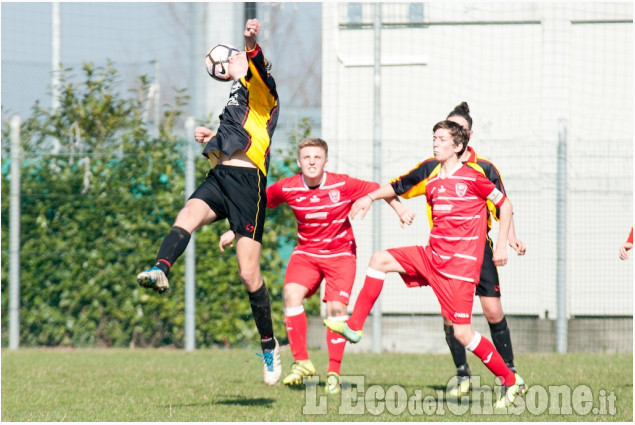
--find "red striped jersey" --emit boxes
[418,163,505,283]
[267,172,379,257]
[390,147,507,230]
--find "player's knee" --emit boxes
[239,269,261,291]
[328,305,345,317]
[369,250,391,271]
[175,200,213,231]
[481,301,504,323]
[452,327,472,346]
[282,285,304,307]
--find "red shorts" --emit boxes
[387,246,475,325]
[284,252,356,305]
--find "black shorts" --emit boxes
[475,235,501,298]
[189,164,267,242]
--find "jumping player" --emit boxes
[136,18,282,386]
[220,137,410,394]
[325,120,527,408]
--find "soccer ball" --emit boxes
[205,44,239,82]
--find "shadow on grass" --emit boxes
[164,394,275,408]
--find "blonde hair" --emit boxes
[297,137,328,158]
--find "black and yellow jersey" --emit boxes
[390,146,507,229]
[203,44,279,176]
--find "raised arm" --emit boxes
[244,19,260,51]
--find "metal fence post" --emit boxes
[556,119,568,353]
[9,115,22,350]
[371,3,382,354]
[184,117,196,351]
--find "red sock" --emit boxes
[348,268,385,331]
[326,319,347,374]
[284,306,309,361]
[468,332,516,386]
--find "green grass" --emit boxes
[1,347,632,421]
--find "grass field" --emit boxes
[1,346,632,422]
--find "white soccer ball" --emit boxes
[205,44,239,82]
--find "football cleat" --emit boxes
[137,267,170,293]
[323,319,362,344]
[494,374,527,409]
[447,375,472,399]
[282,359,316,386]
[325,372,341,395]
[257,338,281,386]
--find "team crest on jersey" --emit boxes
[329,189,340,203]
[455,183,467,198]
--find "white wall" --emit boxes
[322,2,633,317]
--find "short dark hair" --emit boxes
[297,137,328,158]
[433,120,470,158]
[446,101,473,130]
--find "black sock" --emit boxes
[248,282,275,351]
[444,323,469,375]
[155,226,191,275]
[489,316,515,369]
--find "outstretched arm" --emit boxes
[350,183,398,221]
[384,196,415,228]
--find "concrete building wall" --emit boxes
[321,3,633,320]
[307,316,633,353]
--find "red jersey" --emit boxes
[423,163,505,283]
[267,172,379,257]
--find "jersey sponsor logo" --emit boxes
[329,189,341,203]
[305,212,328,219]
[455,182,467,197]
[310,195,320,203]
[454,312,470,318]
[438,185,446,193]
[295,196,307,202]
[226,95,239,107]
[330,338,346,344]
[433,204,453,212]
[339,290,350,299]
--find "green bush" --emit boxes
[1,62,315,348]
